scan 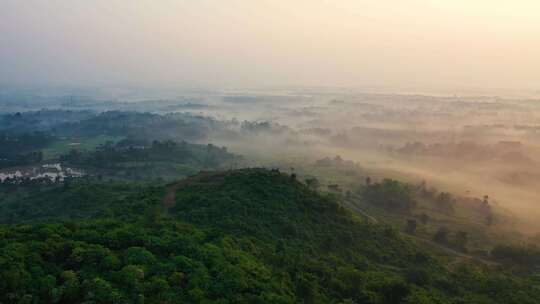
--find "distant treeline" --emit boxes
[61,140,233,167]
[0,131,53,168]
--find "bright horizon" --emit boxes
[1,0,539,95]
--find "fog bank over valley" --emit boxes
[3,86,540,233]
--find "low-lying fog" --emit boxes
[180,88,540,232]
[3,86,540,231]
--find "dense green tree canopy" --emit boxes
[0,169,538,303]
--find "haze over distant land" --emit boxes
[1,0,539,97]
[3,2,540,302]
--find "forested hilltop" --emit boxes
[0,169,539,303]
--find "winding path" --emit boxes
[162,170,228,211]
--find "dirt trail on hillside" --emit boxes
[162,175,200,211]
[343,199,379,224]
[406,234,500,267]
[163,182,184,210]
[162,170,229,211]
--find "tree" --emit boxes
[455,231,468,252]
[363,179,416,212]
[419,213,430,225]
[296,273,320,304]
[418,180,427,194]
[124,247,156,266]
[433,228,449,244]
[61,270,80,301]
[168,272,187,289]
[120,265,145,290]
[305,177,320,191]
[405,219,417,234]
[83,278,121,303]
[435,192,455,214]
[328,184,342,193]
[480,195,493,226]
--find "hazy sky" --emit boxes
[1,0,539,91]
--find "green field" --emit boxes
[41,135,125,160]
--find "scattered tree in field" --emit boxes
[419,213,430,225]
[363,179,416,212]
[327,184,342,193]
[435,192,455,214]
[433,227,449,244]
[418,180,427,195]
[480,195,494,226]
[455,231,468,252]
[305,177,320,191]
[405,219,417,234]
